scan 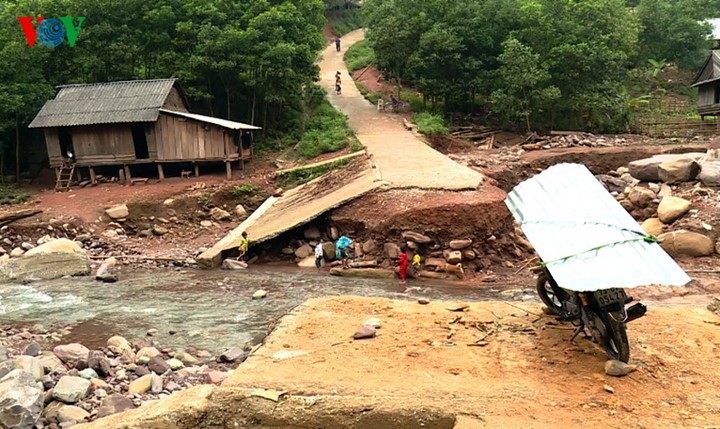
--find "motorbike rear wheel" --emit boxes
[599,311,630,363]
[536,272,568,315]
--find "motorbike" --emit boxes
[534,265,647,363]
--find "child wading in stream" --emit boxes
[412,252,421,278]
[398,245,409,284]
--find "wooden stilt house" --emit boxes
[28,78,261,186]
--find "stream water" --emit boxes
[0,268,529,354]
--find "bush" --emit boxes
[298,98,353,158]
[232,183,260,197]
[400,90,426,113]
[412,113,449,135]
[350,139,364,152]
[327,9,364,36]
[0,186,29,205]
[344,40,375,73]
[355,81,381,105]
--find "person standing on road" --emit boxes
[315,239,324,270]
[335,36,341,52]
[398,245,409,284]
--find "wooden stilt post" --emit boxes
[194,163,200,177]
[225,161,232,180]
[123,165,132,182]
[55,167,60,181]
[157,163,165,180]
[89,166,97,185]
[76,168,82,182]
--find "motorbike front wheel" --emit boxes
[536,272,568,315]
[598,311,630,363]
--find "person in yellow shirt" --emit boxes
[411,252,421,277]
[238,231,250,261]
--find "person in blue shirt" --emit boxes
[335,235,352,268]
[335,37,341,52]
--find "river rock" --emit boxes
[657,196,691,224]
[87,351,111,377]
[106,336,132,355]
[152,225,169,236]
[53,376,90,403]
[462,249,476,260]
[221,258,248,270]
[128,374,153,394]
[97,393,135,418]
[90,378,110,390]
[136,347,160,364]
[445,250,462,265]
[698,160,720,186]
[0,369,44,429]
[353,325,377,340]
[449,240,472,250]
[53,344,90,366]
[303,226,322,240]
[151,373,163,394]
[95,256,117,282]
[147,356,171,374]
[401,231,432,244]
[605,360,637,377]
[628,188,655,208]
[206,371,228,384]
[57,405,89,423]
[658,183,672,197]
[658,230,714,257]
[363,318,382,329]
[78,368,99,380]
[362,239,377,253]
[384,243,401,258]
[200,220,213,228]
[641,218,664,236]
[234,204,247,218]
[658,159,700,183]
[596,174,626,193]
[628,153,705,182]
[220,347,248,363]
[105,204,129,220]
[166,358,184,370]
[0,239,90,282]
[321,242,336,260]
[294,244,313,259]
[210,207,231,221]
[175,352,200,366]
[15,356,43,381]
[37,353,66,375]
[252,290,267,299]
[10,247,25,257]
[281,247,294,255]
[22,342,41,357]
[0,346,7,363]
[20,242,34,251]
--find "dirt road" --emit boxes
[320,30,483,191]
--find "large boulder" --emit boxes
[445,250,463,265]
[106,336,132,355]
[657,196,691,224]
[658,230,714,257]
[401,231,432,244]
[596,174,626,193]
[0,238,89,282]
[627,188,656,208]
[362,239,377,253]
[628,153,705,182]
[698,161,720,187]
[384,243,401,259]
[658,159,700,183]
[449,239,473,250]
[321,242,336,260]
[14,356,43,381]
[105,204,129,220]
[53,343,90,367]
[294,244,312,259]
[0,369,44,429]
[95,256,117,283]
[53,376,90,403]
[210,207,231,221]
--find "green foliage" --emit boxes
[0,185,29,205]
[350,139,364,152]
[327,8,364,36]
[355,81,381,105]
[399,90,426,113]
[297,88,354,158]
[197,194,210,207]
[344,39,375,72]
[412,113,449,135]
[277,157,351,188]
[647,59,668,78]
[232,183,260,197]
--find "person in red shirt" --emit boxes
[398,245,409,284]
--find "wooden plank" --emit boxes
[198,124,206,158]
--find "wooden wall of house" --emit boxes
[154,113,236,161]
[698,84,716,107]
[163,87,189,112]
[72,124,136,165]
[44,128,63,166]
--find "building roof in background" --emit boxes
[29,79,183,128]
[691,50,720,87]
[505,163,690,292]
[159,109,262,130]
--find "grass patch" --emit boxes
[355,81,381,105]
[327,8,364,36]
[298,88,355,159]
[232,183,260,197]
[350,139,364,152]
[0,185,29,205]
[412,112,449,135]
[277,158,352,188]
[344,39,374,73]
[400,90,426,113]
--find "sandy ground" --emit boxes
[225,295,720,429]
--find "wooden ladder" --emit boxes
[55,163,75,191]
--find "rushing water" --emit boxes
[0,268,529,354]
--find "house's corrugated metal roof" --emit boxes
[29,79,178,128]
[505,163,691,292]
[159,109,262,130]
[692,50,720,87]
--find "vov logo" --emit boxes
[17,17,86,48]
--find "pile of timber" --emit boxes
[450,126,498,149]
